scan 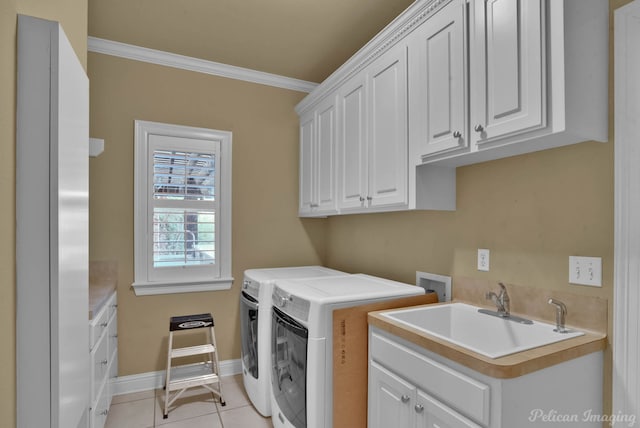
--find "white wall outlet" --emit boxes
[569,256,602,287]
[477,249,490,272]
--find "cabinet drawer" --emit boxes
[90,305,109,350]
[371,331,490,426]
[107,292,117,320]
[107,311,118,357]
[90,331,109,404]
[418,389,482,428]
[90,381,109,428]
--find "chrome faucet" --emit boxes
[548,298,568,333]
[485,283,510,317]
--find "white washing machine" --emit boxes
[240,266,347,416]
[269,274,425,428]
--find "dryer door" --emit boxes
[272,306,308,428]
[240,291,259,379]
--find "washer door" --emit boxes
[271,306,308,428]
[240,291,259,379]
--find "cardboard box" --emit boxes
[332,293,439,428]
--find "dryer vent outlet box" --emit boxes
[416,271,452,303]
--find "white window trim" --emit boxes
[133,120,233,295]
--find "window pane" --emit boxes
[153,150,215,201]
[153,208,215,267]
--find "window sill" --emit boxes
[132,277,234,296]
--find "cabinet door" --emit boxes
[299,113,315,215]
[409,0,467,159]
[315,98,338,213]
[369,362,414,428]
[416,390,482,428]
[470,0,545,146]
[338,72,368,210]
[368,42,408,208]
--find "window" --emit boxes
[133,120,232,295]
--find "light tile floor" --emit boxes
[105,375,273,428]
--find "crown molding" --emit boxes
[294,0,448,115]
[87,37,318,93]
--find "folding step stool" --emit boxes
[163,313,226,419]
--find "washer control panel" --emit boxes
[272,285,310,322]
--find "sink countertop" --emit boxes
[368,302,607,379]
[89,261,118,320]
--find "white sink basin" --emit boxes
[381,302,584,359]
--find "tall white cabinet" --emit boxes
[16,15,90,428]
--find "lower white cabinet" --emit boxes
[370,361,480,428]
[369,327,603,428]
[89,291,118,428]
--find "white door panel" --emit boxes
[472,0,545,145]
[368,44,408,207]
[338,74,368,210]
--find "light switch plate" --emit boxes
[477,249,490,272]
[569,256,602,287]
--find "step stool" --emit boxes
[163,313,226,419]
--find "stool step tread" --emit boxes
[170,344,216,358]
[167,373,220,391]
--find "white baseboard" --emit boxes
[110,358,243,396]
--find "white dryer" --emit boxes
[269,274,425,428]
[240,266,346,416]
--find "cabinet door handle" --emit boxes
[366,196,372,201]
[100,322,108,328]
[453,131,461,138]
[359,196,365,202]
[310,203,319,208]
[401,395,410,403]
[474,124,484,133]
[101,359,108,366]
[414,404,424,413]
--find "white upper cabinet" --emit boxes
[408,0,468,159]
[299,113,315,214]
[299,95,339,217]
[296,0,607,215]
[470,0,545,146]
[413,0,608,166]
[337,43,410,214]
[337,71,368,211]
[368,43,409,209]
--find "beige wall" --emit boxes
[87,52,327,375]
[2,0,87,426]
[324,1,627,416]
[326,141,614,412]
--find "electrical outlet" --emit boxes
[569,256,602,287]
[477,249,490,272]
